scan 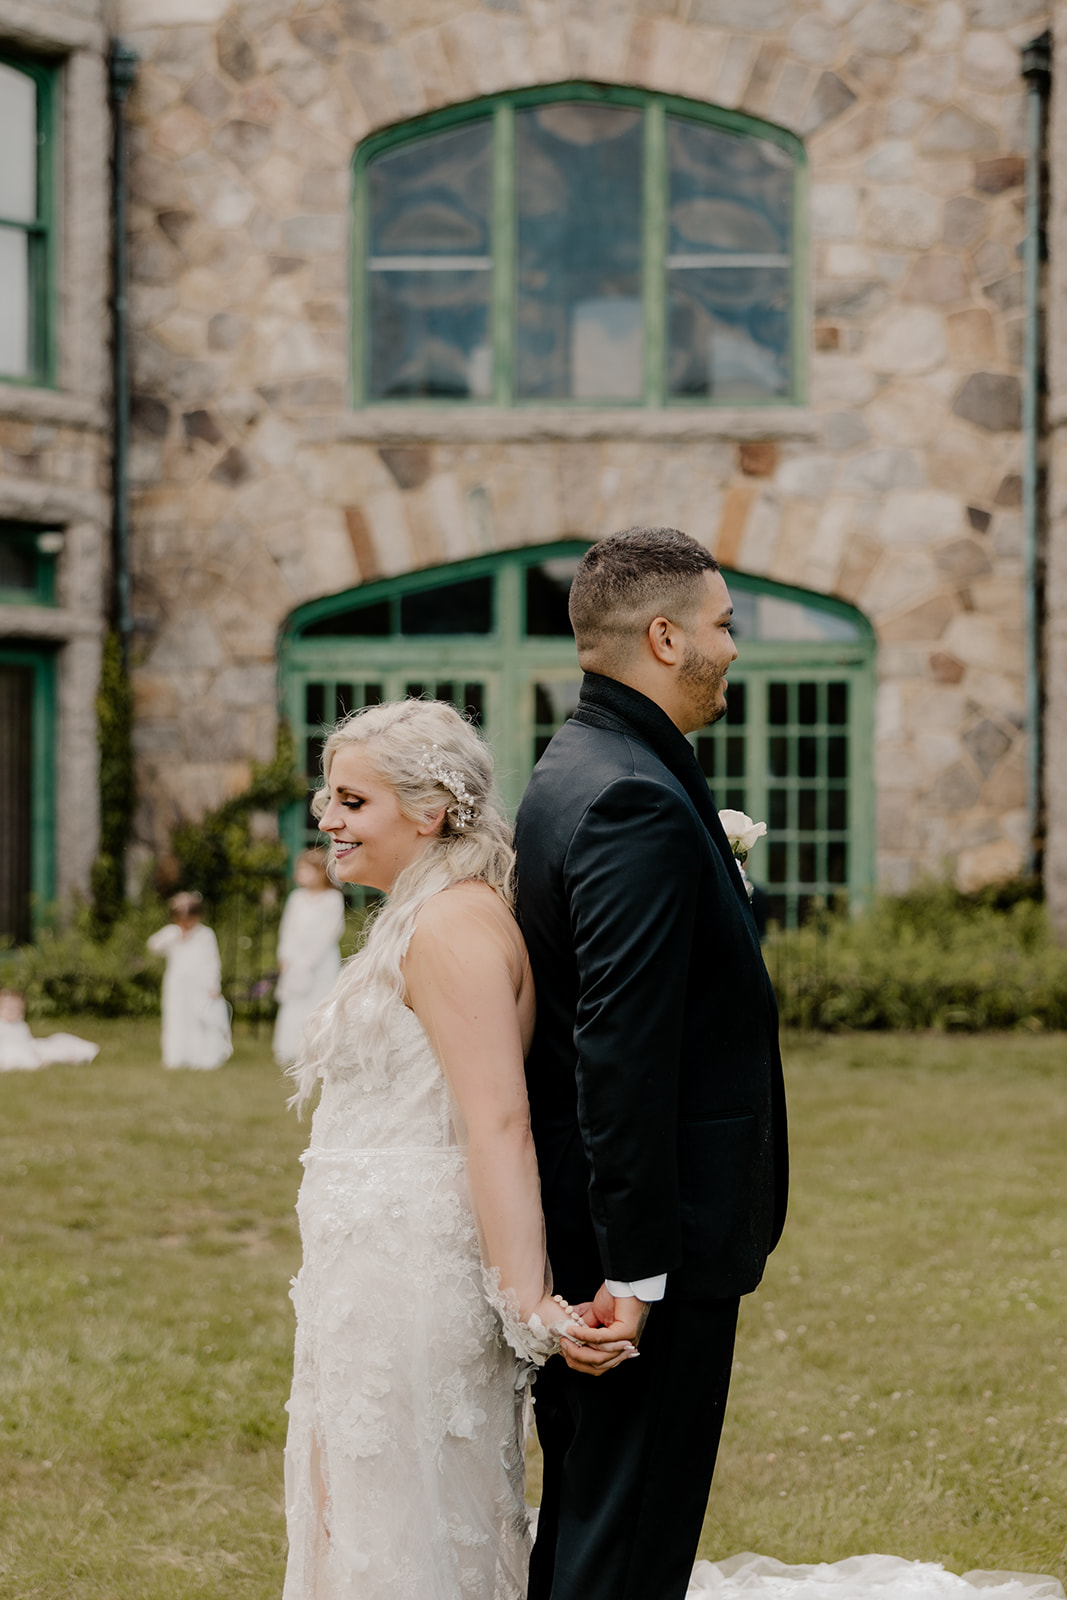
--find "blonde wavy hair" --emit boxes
[288,698,514,1110]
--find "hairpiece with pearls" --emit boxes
[418,745,477,830]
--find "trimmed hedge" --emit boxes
[767,881,1067,1032]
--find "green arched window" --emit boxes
[353,86,805,408]
[280,548,873,927]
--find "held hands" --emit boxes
[555,1283,648,1377]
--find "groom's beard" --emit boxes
[679,641,729,729]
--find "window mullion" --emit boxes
[351,156,368,404]
[642,99,666,408]
[492,101,515,406]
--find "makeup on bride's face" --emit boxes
[318,746,431,894]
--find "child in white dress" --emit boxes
[0,989,99,1070]
[147,892,232,1070]
[272,849,345,1066]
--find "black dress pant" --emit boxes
[528,1294,740,1600]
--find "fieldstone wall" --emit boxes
[1044,0,1067,938]
[117,0,1047,892]
[0,1,112,905]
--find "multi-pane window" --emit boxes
[0,56,55,386]
[355,88,802,406]
[282,549,872,925]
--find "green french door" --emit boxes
[0,644,55,942]
[280,547,874,927]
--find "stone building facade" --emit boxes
[0,0,112,938]
[6,0,1067,937]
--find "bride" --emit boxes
[282,698,630,1600]
[281,695,1061,1600]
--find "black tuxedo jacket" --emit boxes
[514,673,788,1302]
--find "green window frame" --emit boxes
[279,547,872,926]
[352,83,806,409]
[0,644,56,944]
[0,52,57,388]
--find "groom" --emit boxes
[515,527,788,1600]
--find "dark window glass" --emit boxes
[724,787,746,811]
[827,788,847,830]
[695,736,715,779]
[516,103,644,400]
[406,682,426,699]
[766,894,786,929]
[462,682,484,725]
[797,842,817,883]
[365,683,384,706]
[0,662,33,943]
[305,683,325,725]
[798,737,817,779]
[768,682,789,725]
[797,789,817,832]
[666,117,792,401]
[525,558,580,635]
[335,683,354,718]
[434,681,455,703]
[725,680,746,723]
[302,601,391,637]
[767,840,787,884]
[768,788,788,830]
[827,841,848,884]
[305,735,324,778]
[400,576,492,634]
[0,539,36,592]
[368,120,493,400]
[827,681,848,724]
[798,682,817,724]
[827,736,848,779]
[768,736,789,779]
[535,735,552,762]
[726,735,745,779]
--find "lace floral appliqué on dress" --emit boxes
[283,991,532,1600]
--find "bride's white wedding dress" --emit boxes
[686,1554,1063,1600]
[283,985,531,1600]
[282,976,1063,1600]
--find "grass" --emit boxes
[1,1025,1065,1597]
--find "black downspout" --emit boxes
[108,42,137,663]
[1020,32,1051,877]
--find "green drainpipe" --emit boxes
[109,42,138,659]
[1020,33,1050,877]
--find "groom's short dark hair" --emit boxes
[569,527,720,670]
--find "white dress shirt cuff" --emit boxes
[604,1274,667,1303]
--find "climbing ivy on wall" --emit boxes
[89,629,136,939]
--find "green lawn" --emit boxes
[1,1025,1065,1597]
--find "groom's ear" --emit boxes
[647,615,681,666]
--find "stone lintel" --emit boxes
[0,2,108,54]
[0,604,105,641]
[0,386,109,432]
[334,407,820,446]
[0,478,108,523]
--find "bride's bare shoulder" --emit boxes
[411,881,524,961]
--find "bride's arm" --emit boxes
[404,890,632,1372]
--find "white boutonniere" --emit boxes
[718,810,767,869]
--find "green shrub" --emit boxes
[6,899,167,1019]
[767,879,1067,1031]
